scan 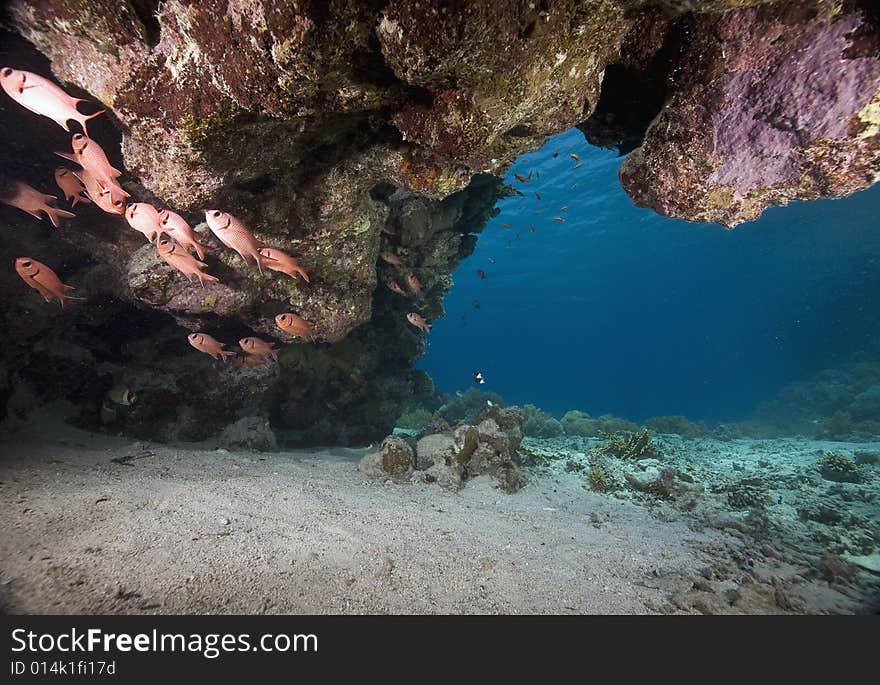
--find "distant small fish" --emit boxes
[552,152,559,158]
[476,269,486,280]
[560,205,569,211]
[259,247,309,283]
[406,312,432,333]
[570,153,580,161]
[514,190,525,197]
[529,225,536,233]
[487,257,496,264]
[473,371,485,385]
[107,385,136,406]
[386,280,408,297]
[472,299,480,309]
[275,312,315,341]
[535,192,541,200]
[535,170,540,179]
[575,162,582,168]
[570,183,578,190]
[0,67,104,136]
[15,256,78,307]
[379,251,403,267]
[240,337,278,362]
[54,167,90,207]
[187,333,236,361]
[514,171,532,183]
[1,180,75,227]
[406,273,422,295]
[501,223,511,229]
[553,216,565,222]
[204,210,272,273]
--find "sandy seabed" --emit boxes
[1,412,878,615]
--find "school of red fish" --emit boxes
[0,67,435,368]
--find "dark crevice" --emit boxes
[129,0,162,49]
[578,19,686,155]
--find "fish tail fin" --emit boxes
[60,293,85,308]
[197,272,219,288]
[219,350,237,362]
[45,206,76,227]
[298,267,311,284]
[193,242,206,260]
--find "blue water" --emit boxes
[420,129,880,423]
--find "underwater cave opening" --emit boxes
[418,128,880,426]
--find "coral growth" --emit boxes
[560,411,639,437]
[818,451,862,483]
[521,404,564,438]
[599,429,660,460]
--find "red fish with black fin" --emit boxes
[158,209,206,260]
[188,333,235,361]
[15,257,79,307]
[1,180,75,227]
[157,236,218,287]
[54,168,90,207]
[0,67,104,136]
[258,248,310,283]
[204,210,273,273]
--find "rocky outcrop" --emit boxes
[362,405,525,492]
[619,2,880,226]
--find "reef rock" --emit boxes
[620,2,880,226]
[359,435,414,483]
[218,416,278,452]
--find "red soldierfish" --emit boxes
[158,209,206,260]
[239,337,278,361]
[56,133,128,200]
[74,168,124,214]
[406,273,422,295]
[157,236,218,287]
[258,248,310,283]
[274,312,316,341]
[187,333,236,361]
[1,180,75,227]
[204,210,272,273]
[406,312,432,333]
[15,257,78,307]
[0,67,104,136]
[125,202,164,242]
[54,167,90,206]
[386,280,408,297]
[379,251,403,267]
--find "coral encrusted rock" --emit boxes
[620,2,880,226]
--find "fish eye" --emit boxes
[212,211,221,218]
[1,68,11,77]
[73,133,83,140]
[22,260,31,267]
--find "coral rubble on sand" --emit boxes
[518,430,880,613]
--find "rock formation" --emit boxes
[0,0,878,444]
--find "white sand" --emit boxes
[1,411,875,614]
